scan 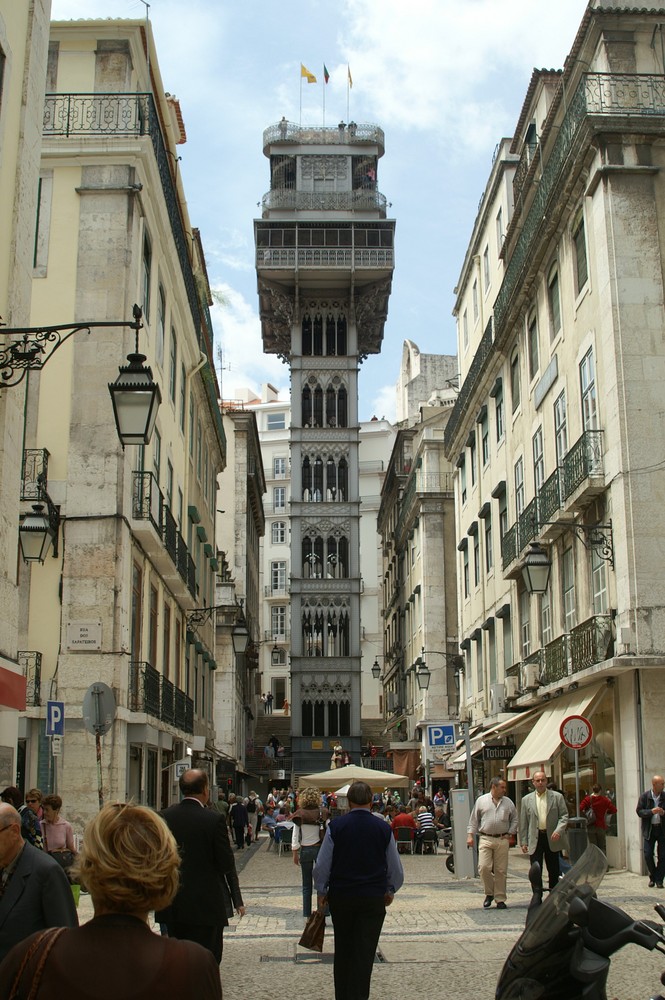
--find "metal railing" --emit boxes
[501,522,519,569]
[538,468,563,524]
[163,506,178,564]
[561,430,604,501]
[18,651,42,707]
[444,317,494,450]
[262,190,387,213]
[256,247,394,269]
[176,531,189,584]
[175,687,194,733]
[187,553,197,599]
[21,449,49,502]
[132,472,163,534]
[570,614,614,673]
[263,121,385,149]
[129,661,161,717]
[161,676,175,726]
[541,635,570,685]
[518,497,539,552]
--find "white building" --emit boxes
[446,0,665,871]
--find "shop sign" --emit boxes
[482,742,517,761]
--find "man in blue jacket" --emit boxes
[314,780,404,1000]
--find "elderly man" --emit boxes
[467,776,518,909]
[520,771,568,894]
[0,803,78,961]
[636,775,665,888]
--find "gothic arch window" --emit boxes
[328,700,339,735]
[302,386,312,426]
[314,700,325,736]
[338,457,348,501]
[326,384,336,427]
[302,535,324,578]
[302,700,313,737]
[340,699,351,736]
[313,314,323,355]
[338,387,348,428]
[302,457,312,500]
[327,536,349,578]
[313,457,324,501]
[313,384,323,427]
[302,313,312,355]
[326,456,337,499]
[326,314,336,355]
[337,315,347,355]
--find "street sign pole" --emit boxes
[82,682,116,811]
[560,714,593,863]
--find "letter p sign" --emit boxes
[46,701,65,736]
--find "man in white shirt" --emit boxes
[467,777,518,909]
[519,771,568,895]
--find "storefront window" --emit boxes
[560,695,616,837]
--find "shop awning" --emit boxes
[507,682,604,783]
[443,710,541,768]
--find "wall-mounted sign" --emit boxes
[482,744,517,761]
[66,620,102,651]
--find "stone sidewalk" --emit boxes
[77,835,665,998]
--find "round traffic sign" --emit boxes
[82,682,116,736]
[560,714,593,750]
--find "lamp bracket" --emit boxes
[534,517,614,567]
[0,306,142,388]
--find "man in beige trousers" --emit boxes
[467,777,518,909]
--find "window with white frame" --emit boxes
[462,310,469,351]
[520,589,531,658]
[469,435,477,487]
[591,548,609,614]
[532,427,545,494]
[527,308,539,382]
[554,390,568,465]
[485,517,493,572]
[510,352,521,412]
[153,428,161,485]
[481,412,490,466]
[271,561,287,592]
[548,264,562,340]
[499,493,508,540]
[495,386,504,442]
[156,285,166,369]
[141,230,152,322]
[463,546,470,599]
[483,245,490,293]
[496,207,504,254]
[169,328,177,404]
[562,545,577,632]
[472,279,479,323]
[473,532,480,587]
[267,411,286,430]
[580,347,598,431]
[274,456,287,478]
[514,456,525,517]
[572,209,589,295]
[459,458,467,505]
[271,521,286,544]
[541,587,552,647]
[273,486,286,511]
[271,605,287,637]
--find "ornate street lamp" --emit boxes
[108,305,161,448]
[231,605,250,656]
[522,542,552,595]
[371,658,381,680]
[18,504,57,563]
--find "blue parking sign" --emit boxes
[427,723,456,747]
[46,701,65,736]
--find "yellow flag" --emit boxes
[301,63,317,84]
[348,65,353,88]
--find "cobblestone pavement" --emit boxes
[77,835,665,999]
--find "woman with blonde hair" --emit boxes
[291,786,329,918]
[0,803,222,999]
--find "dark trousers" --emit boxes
[167,922,224,964]
[530,830,561,891]
[644,832,665,882]
[233,825,246,850]
[328,894,386,1000]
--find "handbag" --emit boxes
[245,830,252,846]
[298,908,325,952]
[9,927,66,999]
[49,849,75,870]
[585,806,596,826]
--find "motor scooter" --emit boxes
[496,844,665,1000]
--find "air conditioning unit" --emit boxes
[490,683,505,715]
[505,676,519,700]
[524,662,541,690]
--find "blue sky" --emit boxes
[50,0,588,420]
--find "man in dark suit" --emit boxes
[314,780,404,1000]
[156,769,244,963]
[636,775,665,887]
[519,771,568,894]
[0,803,78,962]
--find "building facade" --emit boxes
[0,0,51,783]
[19,19,225,826]
[254,126,394,774]
[446,0,665,872]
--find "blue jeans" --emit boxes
[299,844,320,917]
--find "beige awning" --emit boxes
[444,709,541,767]
[507,683,605,782]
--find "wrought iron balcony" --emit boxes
[561,430,604,502]
[444,317,493,451]
[187,553,197,599]
[18,651,42,707]
[163,506,178,564]
[129,661,161,717]
[174,687,194,733]
[501,522,519,569]
[176,530,189,584]
[21,449,50,502]
[262,120,385,153]
[256,247,394,270]
[132,471,163,534]
[570,614,614,673]
[541,634,570,686]
[538,468,563,524]
[161,676,175,726]
[518,498,539,552]
[262,189,387,214]
[512,137,539,208]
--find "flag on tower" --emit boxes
[324,64,330,84]
[301,63,317,83]
[348,65,353,88]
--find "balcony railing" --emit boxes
[444,317,494,450]
[21,449,49,502]
[518,497,539,552]
[163,506,178,564]
[262,120,385,150]
[501,522,519,569]
[187,554,197,598]
[262,189,387,213]
[176,531,189,584]
[541,634,570,685]
[129,661,161,717]
[570,614,614,673]
[561,430,604,501]
[18,651,42,707]
[132,472,163,534]
[538,468,563,524]
[130,661,194,732]
[256,247,394,270]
